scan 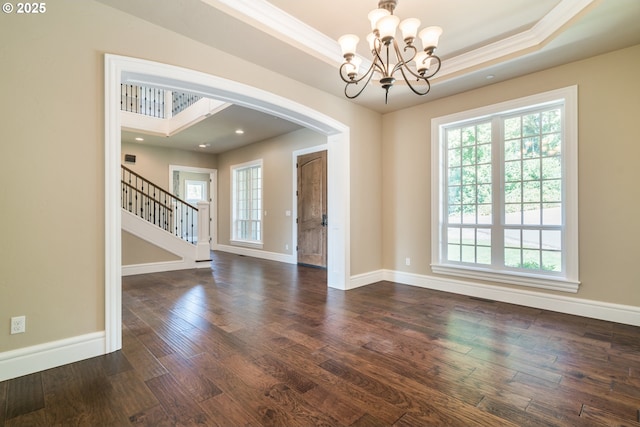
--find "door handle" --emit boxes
[321,214,328,227]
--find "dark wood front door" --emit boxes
[297,150,327,268]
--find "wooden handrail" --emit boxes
[121,181,174,212]
[121,165,198,211]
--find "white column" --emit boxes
[196,201,211,261]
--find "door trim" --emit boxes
[105,54,350,353]
[169,165,218,251]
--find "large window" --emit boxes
[231,159,263,247]
[431,87,579,292]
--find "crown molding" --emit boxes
[200,0,343,66]
[201,0,598,82]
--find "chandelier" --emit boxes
[338,0,443,104]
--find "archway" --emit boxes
[104,55,350,352]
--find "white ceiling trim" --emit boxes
[200,0,343,66]
[201,0,597,83]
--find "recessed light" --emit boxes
[235,129,244,135]
[486,74,495,80]
[199,143,210,148]
[135,137,144,141]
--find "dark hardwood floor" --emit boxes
[2,252,640,426]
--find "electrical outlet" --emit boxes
[285,244,289,250]
[405,257,411,266]
[11,316,26,334]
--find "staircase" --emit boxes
[121,165,211,275]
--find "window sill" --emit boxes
[230,239,263,250]
[431,264,580,293]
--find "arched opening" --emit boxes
[104,55,350,352]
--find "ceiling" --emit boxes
[122,105,303,154]
[109,0,640,153]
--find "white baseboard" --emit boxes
[0,332,106,382]
[349,270,385,290]
[349,269,640,327]
[122,259,210,276]
[216,244,296,264]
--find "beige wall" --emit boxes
[382,44,640,306]
[217,128,327,255]
[122,231,180,265]
[121,142,217,190]
[0,0,382,352]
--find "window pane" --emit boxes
[477,204,492,224]
[477,246,491,264]
[477,184,491,204]
[448,186,461,205]
[477,143,492,164]
[523,158,540,180]
[522,229,540,249]
[523,137,540,158]
[477,164,491,184]
[541,109,561,133]
[461,228,475,245]
[504,182,521,203]
[505,229,521,248]
[448,227,461,244]
[504,117,521,139]
[462,185,476,204]
[448,205,462,224]
[447,129,461,148]
[448,167,461,186]
[542,203,562,225]
[542,251,562,272]
[542,133,562,157]
[462,205,476,224]
[462,147,476,165]
[523,249,541,269]
[477,123,492,143]
[541,230,561,251]
[523,113,540,136]
[542,180,561,203]
[542,157,561,179]
[505,248,521,267]
[462,127,476,146]
[462,166,476,185]
[448,148,461,166]
[505,139,521,160]
[477,228,491,246]
[523,181,540,203]
[505,161,521,182]
[461,245,475,263]
[523,204,541,225]
[505,204,523,225]
[448,244,461,261]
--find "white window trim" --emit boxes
[231,158,264,249]
[430,86,579,292]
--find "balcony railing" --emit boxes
[120,84,202,119]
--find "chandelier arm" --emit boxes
[392,40,418,75]
[339,61,368,85]
[398,65,432,96]
[420,54,442,80]
[344,65,377,99]
[371,37,390,77]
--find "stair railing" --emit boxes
[121,165,199,244]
